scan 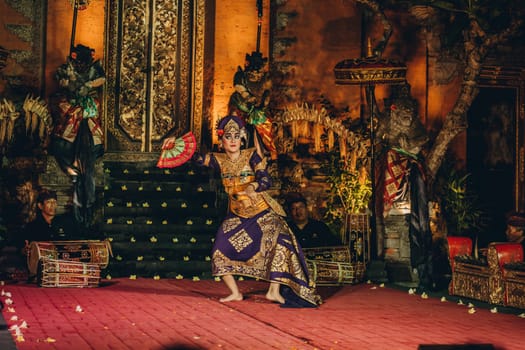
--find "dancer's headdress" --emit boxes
[216,116,247,143]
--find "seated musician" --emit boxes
[285,192,342,248]
[21,189,82,254]
[506,212,525,251]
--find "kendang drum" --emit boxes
[27,240,112,275]
[40,258,101,288]
[307,260,365,286]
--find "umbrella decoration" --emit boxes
[156,131,197,168]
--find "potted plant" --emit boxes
[438,168,487,259]
[324,153,372,245]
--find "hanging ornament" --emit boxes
[69,0,90,10]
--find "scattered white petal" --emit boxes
[9,325,18,331]
[19,321,28,329]
[367,280,372,284]
[440,296,447,302]
[10,315,18,321]
[370,286,377,290]
[43,337,56,343]
[468,308,476,314]
[408,288,415,295]
[468,302,475,308]
[75,305,83,313]
[457,299,464,305]
[421,292,428,299]
[7,307,15,313]
[490,307,498,313]
[379,283,385,288]
[5,298,13,305]
[517,313,525,318]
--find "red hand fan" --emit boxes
[156,131,197,168]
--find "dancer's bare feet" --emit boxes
[219,293,243,302]
[265,291,285,304]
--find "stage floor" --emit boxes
[1,278,524,349]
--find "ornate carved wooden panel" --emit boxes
[104,0,206,153]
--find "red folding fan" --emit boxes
[156,131,197,168]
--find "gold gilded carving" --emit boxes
[487,245,505,305]
[152,1,181,141]
[104,0,206,152]
[119,1,147,142]
[192,0,206,146]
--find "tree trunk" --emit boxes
[425,18,522,182]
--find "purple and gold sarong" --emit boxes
[212,209,321,306]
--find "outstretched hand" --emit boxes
[161,136,177,150]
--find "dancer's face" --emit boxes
[222,131,241,155]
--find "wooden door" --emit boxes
[104,0,207,153]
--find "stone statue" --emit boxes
[376,85,429,156]
[50,44,105,226]
[228,51,277,160]
[372,83,433,290]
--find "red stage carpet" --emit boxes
[1,278,524,349]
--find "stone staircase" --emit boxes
[100,158,227,280]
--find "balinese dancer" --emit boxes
[50,44,105,226]
[162,116,320,307]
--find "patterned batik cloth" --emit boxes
[212,209,321,306]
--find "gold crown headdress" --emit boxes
[216,115,247,142]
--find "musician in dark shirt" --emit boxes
[286,193,342,248]
[506,212,525,252]
[22,189,80,252]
